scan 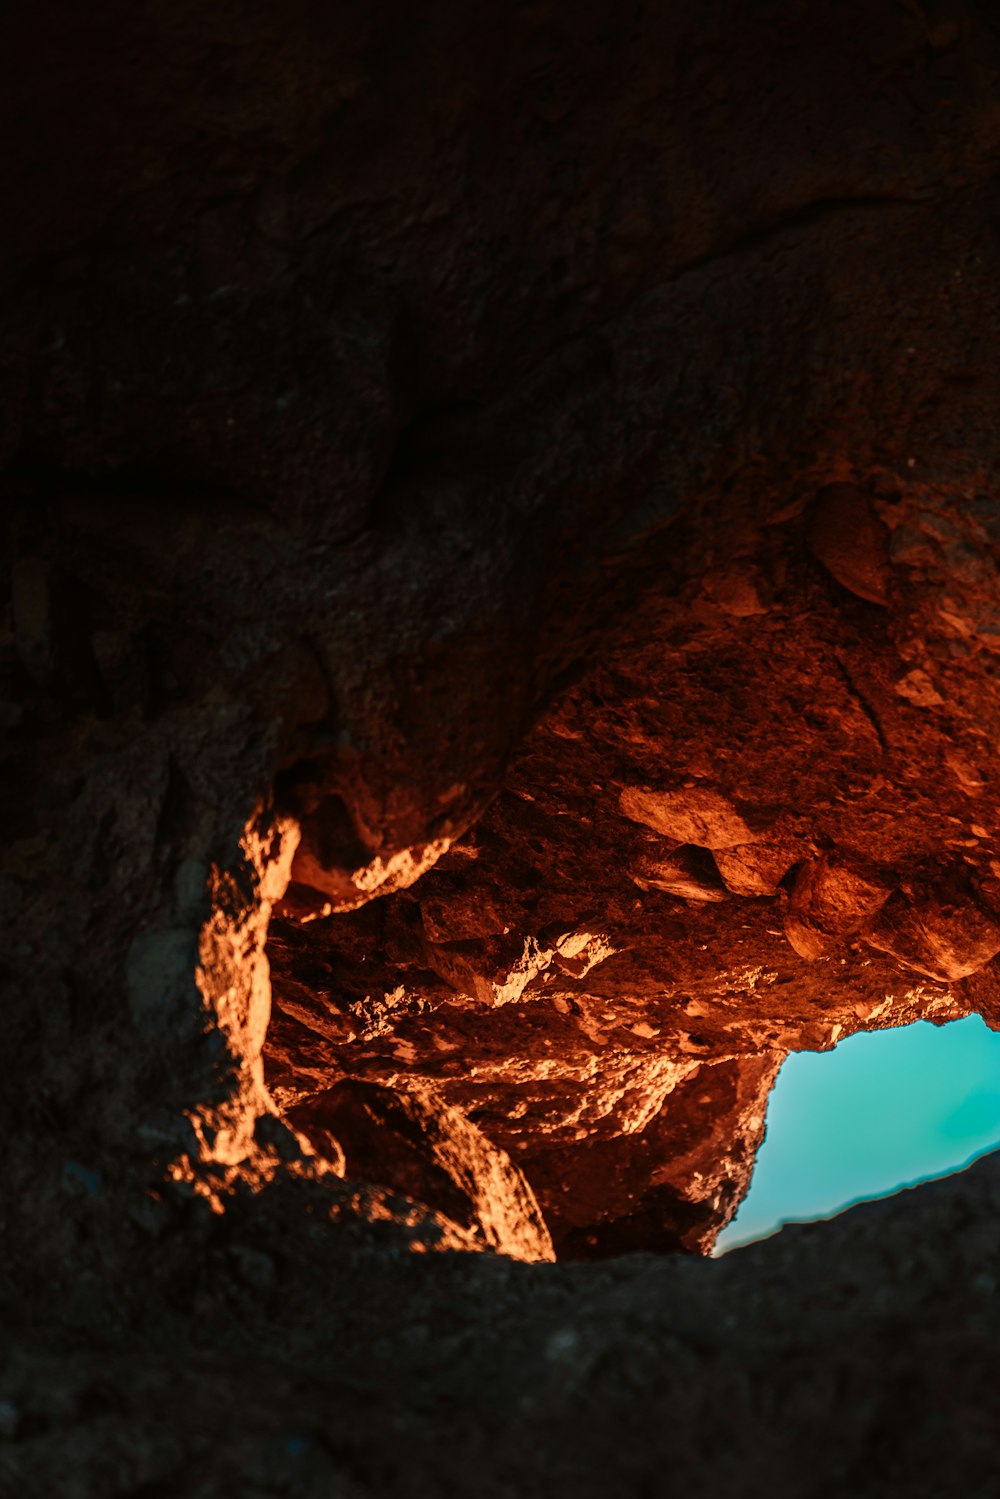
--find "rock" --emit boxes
[632,846,730,902]
[713,841,801,897]
[253,1112,309,1163]
[619,787,757,849]
[287,1080,555,1263]
[292,836,452,913]
[863,874,1000,981]
[173,858,210,922]
[894,668,945,708]
[550,929,617,977]
[783,855,891,960]
[8,0,1000,1490]
[125,928,203,1039]
[422,928,556,1007]
[806,484,891,605]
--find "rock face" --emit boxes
[6,0,1000,1492]
[287,1078,555,1262]
[265,462,1000,1254]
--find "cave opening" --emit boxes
[250,468,1000,1264]
[715,1014,1000,1254]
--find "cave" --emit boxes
[6,2,1000,1494]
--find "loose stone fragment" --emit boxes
[633,846,730,902]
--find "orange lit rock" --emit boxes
[807,484,891,605]
[632,845,730,902]
[619,786,757,849]
[713,841,802,897]
[783,855,891,961]
[863,874,1000,982]
[288,1079,554,1262]
[266,461,1000,1258]
[289,838,452,912]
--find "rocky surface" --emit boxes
[266,470,1000,1254]
[287,1077,555,1262]
[4,1152,1000,1498]
[5,0,1000,1493]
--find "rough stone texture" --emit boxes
[266,467,1000,1253]
[287,1078,555,1262]
[5,1154,1000,1498]
[6,0,1000,1493]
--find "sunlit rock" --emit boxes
[619,785,757,849]
[288,1079,555,1262]
[783,854,891,960]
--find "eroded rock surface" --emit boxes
[267,468,1000,1253]
[287,1078,555,1261]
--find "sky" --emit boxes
[714,1014,1000,1254]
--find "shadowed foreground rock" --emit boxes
[5,0,1000,1494]
[4,1153,1000,1497]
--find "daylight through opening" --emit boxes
[715,1015,1000,1254]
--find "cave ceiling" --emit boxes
[266,474,1000,1256]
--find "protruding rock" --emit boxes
[619,786,756,849]
[276,765,453,913]
[292,833,451,912]
[806,484,890,605]
[863,874,1000,981]
[633,846,730,902]
[714,840,801,897]
[287,1079,555,1262]
[422,928,556,1006]
[783,855,891,959]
